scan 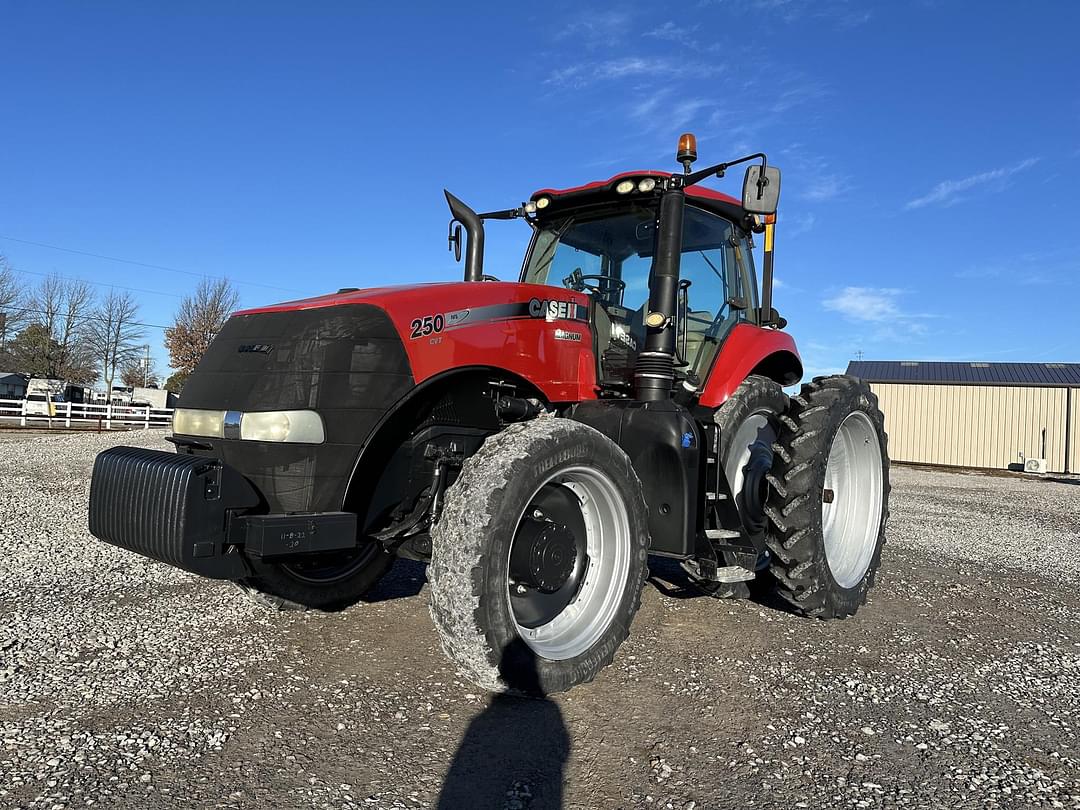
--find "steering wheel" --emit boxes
[563,272,626,296]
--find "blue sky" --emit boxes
[1,1,1077,380]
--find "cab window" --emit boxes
[521,205,656,317]
[521,203,755,378]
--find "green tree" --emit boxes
[164,370,189,394]
[6,324,62,377]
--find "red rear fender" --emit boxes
[698,324,802,407]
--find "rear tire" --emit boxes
[236,543,395,611]
[763,375,890,618]
[429,418,650,694]
[714,375,788,543]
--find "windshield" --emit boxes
[522,204,657,315]
[521,203,756,377]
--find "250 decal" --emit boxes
[409,314,445,339]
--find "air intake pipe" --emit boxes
[635,185,685,401]
[444,190,485,282]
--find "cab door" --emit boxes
[676,206,757,383]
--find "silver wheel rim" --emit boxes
[822,410,883,589]
[724,411,777,504]
[508,466,631,661]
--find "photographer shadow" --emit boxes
[436,639,569,810]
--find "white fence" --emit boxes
[0,398,173,430]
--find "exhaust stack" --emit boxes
[444,190,485,282]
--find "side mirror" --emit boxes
[742,165,781,215]
[448,222,462,262]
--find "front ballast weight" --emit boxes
[89,446,361,579]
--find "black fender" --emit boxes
[340,366,548,530]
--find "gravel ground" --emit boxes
[1,430,1078,809]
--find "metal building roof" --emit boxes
[846,360,1080,388]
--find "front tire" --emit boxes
[763,375,890,618]
[429,418,650,694]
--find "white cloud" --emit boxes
[545,58,721,89]
[836,9,872,28]
[822,286,937,343]
[905,158,1040,209]
[823,286,904,322]
[643,21,700,46]
[769,80,828,113]
[778,144,850,202]
[697,0,872,28]
[802,175,849,201]
[785,212,816,237]
[556,11,633,45]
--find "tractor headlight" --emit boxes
[172,407,325,443]
[637,177,657,193]
[172,408,226,438]
[240,410,325,444]
[615,179,635,194]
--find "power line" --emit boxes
[10,266,185,300]
[4,306,171,331]
[0,233,305,294]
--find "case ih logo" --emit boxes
[238,343,274,354]
[529,298,578,321]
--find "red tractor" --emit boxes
[89,135,890,694]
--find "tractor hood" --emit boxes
[231,282,445,317]
[228,280,598,404]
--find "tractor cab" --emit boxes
[445,132,786,403]
[519,172,761,393]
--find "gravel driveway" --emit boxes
[1,430,1078,809]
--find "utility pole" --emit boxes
[143,344,150,387]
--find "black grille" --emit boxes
[89,446,258,579]
[176,303,414,514]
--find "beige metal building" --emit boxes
[847,361,1080,474]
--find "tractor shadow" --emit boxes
[362,558,428,603]
[437,639,569,809]
[646,555,797,615]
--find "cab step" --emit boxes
[704,528,741,540]
[680,558,756,584]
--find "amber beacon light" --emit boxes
[677,132,698,173]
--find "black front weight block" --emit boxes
[90,447,362,579]
[89,446,260,579]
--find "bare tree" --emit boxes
[120,352,159,388]
[0,255,28,355]
[165,278,240,374]
[86,290,144,396]
[28,274,96,379]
